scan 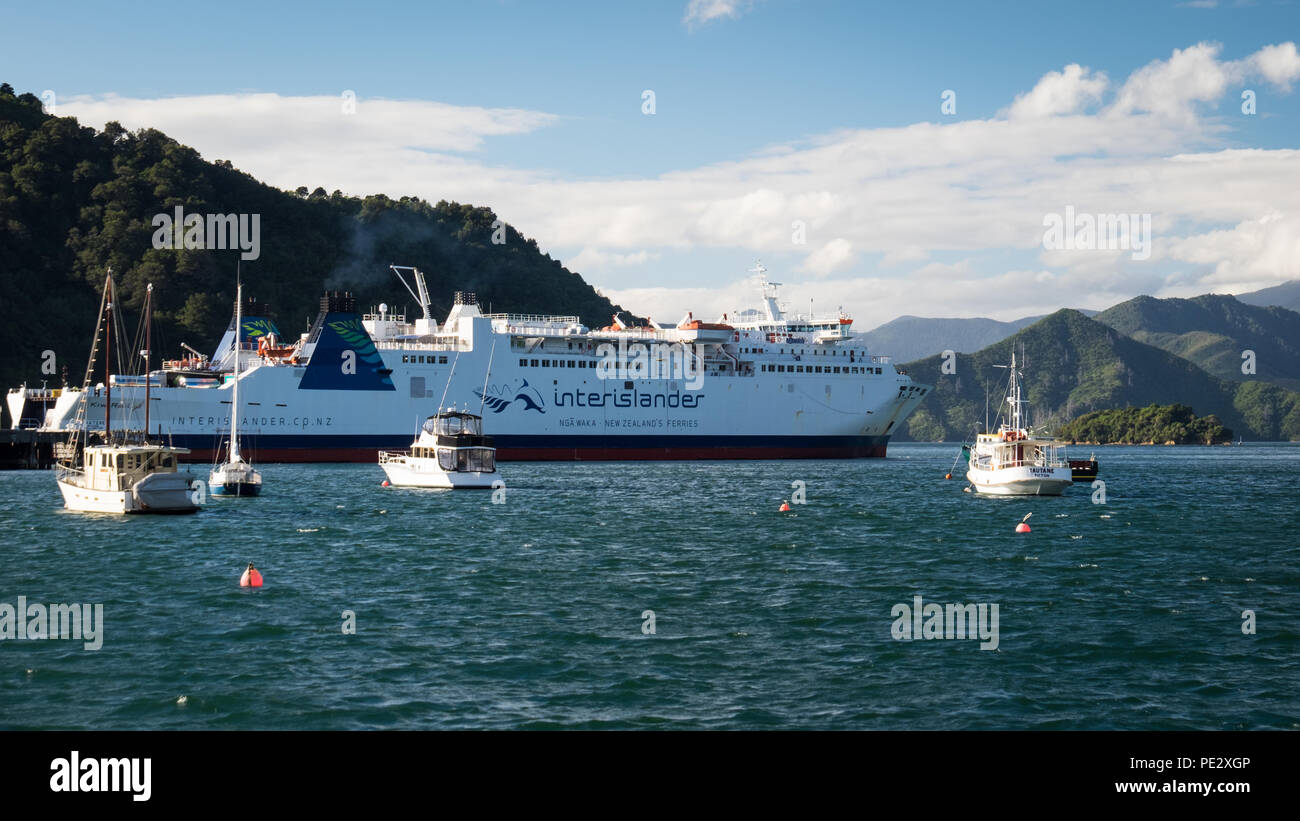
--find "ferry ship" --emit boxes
[31,265,932,461]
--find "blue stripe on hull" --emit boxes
[171,433,892,462]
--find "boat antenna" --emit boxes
[437,349,461,413]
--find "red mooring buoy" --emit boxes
[240,563,264,587]
[779,501,791,512]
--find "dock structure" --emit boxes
[0,429,61,469]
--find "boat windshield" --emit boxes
[424,414,482,438]
[437,447,495,473]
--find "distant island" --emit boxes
[1056,404,1233,445]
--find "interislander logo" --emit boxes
[50,751,151,802]
[595,340,705,390]
[891,595,999,651]
[300,315,394,391]
[1042,206,1151,260]
[0,596,103,650]
[151,205,260,260]
[475,378,546,414]
[241,317,280,342]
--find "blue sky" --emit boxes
[3,0,1299,327]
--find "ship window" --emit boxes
[402,355,409,363]
[568,360,575,368]
[530,359,538,367]
[542,360,550,367]
[438,449,455,471]
[624,381,633,389]
[115,454,124,468]
[439,356,448,364]
[520,358,528,366]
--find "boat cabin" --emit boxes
[79,444,189,491]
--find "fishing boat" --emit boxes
[209,282,263,497]
[378,409,501,489]
[965,351,1072,496]
[55,274,200,514]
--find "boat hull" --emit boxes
[211,482,262,497]
[966,466,1072,496]
[136,433,895,463]
[380,460,501,489]
[57,471,200,514]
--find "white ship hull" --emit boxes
[966,465,1072,496]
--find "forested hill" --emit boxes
[0,82,633,397]
[897,309,1300,442]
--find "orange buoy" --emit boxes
[381,480,390,487]
[944,473,952,480]
[240,562,264,587]
[779,501,791,512]
[1015,522,1031,533]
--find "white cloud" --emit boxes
[799,238,854,276]
[58,42,1300,323]
[1247,42,1300,92]
[567,247,659,271]
[683,0,754,29]
[1007,64,1109,119]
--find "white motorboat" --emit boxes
[379,410,501,489]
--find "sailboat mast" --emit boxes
[231,282,241,461]
[1007,350,1021,431]
[104,275,112,443]
[144,283,152,439]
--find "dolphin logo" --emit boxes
[475,378,546,414]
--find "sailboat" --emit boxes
[56,274,200,514]
[210,282,263,496]
[965,350,1072,496]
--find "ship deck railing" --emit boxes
[375,339,471,352]
[485,312,581,325]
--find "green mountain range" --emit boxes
[1094,294,1300,391]
[898,310,1300,442]
[0,83,632,405]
